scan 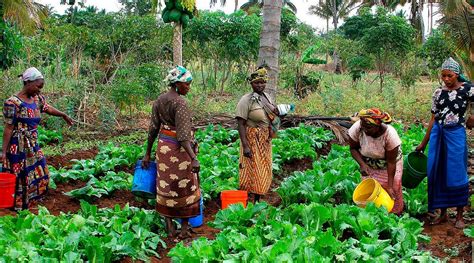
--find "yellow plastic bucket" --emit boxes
[352,178,394,212]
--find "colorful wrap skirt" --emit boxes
[239,126,273,195]
[155,125,200,218]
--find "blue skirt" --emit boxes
[427,123,469,210]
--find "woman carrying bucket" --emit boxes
[416,57,472,228]
[236,66,280,203]
[348,108,404,214]
[1,67,74,210]
[142,66,200,241]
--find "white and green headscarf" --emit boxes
[441,57,461,75]
[20,67,44,82]
[441,57,471,83]
[164,65,193,85]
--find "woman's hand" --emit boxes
[360,163,369,177]
[243,146,252,158]
[142,154,151,169]
[415,143,426,153]
[467,115,474,129]
[191,159,200,173]
[1,152,5,167]
[63,114,74,126]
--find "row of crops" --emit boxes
[1,123,472,261]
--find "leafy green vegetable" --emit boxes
[0,202,166,262]
[169,203,435,262]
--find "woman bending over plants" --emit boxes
[416,57,472,229]
[142,66,200,241]
[2,67,74,210]
[348,108,404,214]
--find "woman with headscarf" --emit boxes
[2,67,74,210]
[142,65,200,241]
[236,67,280,203]
[348,108,404,214]
[416,57,472,228]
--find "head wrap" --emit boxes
[441,57,461,75]
[20,67,44,82]
[164,65,193,85]
[248,67,268,83]
[357,108,392,126]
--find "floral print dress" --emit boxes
[2,95,50,210]
[431,83,474,126]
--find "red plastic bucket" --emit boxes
[0,173,16,208]
[221,190,248,209]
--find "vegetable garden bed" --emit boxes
[0,123,472,262]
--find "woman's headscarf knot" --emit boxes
[164,65,193,84]
[248,67,268,83]
[19,67,43,82]
[357,108,392,126]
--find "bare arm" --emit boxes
[44,105,73,125]
[385,145,399,197]
[1,124,14,164]
[142,109,161,168]
[416,114,435,152]
[349,137,364,166]
[237,117,252,158]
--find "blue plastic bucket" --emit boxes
[178,196,204,228]
[131,160,157,199]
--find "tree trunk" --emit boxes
[173,22,182,65]
[257,0,283,102]
[331,0,341,74]
[326,18,329,64]
[234,0,239,12]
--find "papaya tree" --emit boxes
[161,0,196,65]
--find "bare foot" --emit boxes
[455,219,465,229]
[429,213,448,225]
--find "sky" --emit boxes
[36,0,440,34]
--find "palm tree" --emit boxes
[309,0,360,31]
[359,0,401,10]
[210,0,240,12]
[438,0,474,77]
[3,0,47,34]
[257,0,284,101]
[241,0,297,14]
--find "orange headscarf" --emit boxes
[358,108,392,126]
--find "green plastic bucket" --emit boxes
[402,151,427,189]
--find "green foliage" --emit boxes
[0,21,23,69]
[37,126,63,147]
[277,145,360,207]
[464,225,474,238]
[66,171,133,200]
[359,8,415,68]
[0,202,166,261]
[420,29,456,74]
[340,7,416,89]
[169,202,435,262]
[119,0,154,16]
[197,125,334,201]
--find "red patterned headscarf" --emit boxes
[357,108,392,126]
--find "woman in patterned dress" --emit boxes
[1,67,73,210]
[416,57,472,228]
[348,108,404,214]
[142,66,200,240]
[236,67,280,203]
